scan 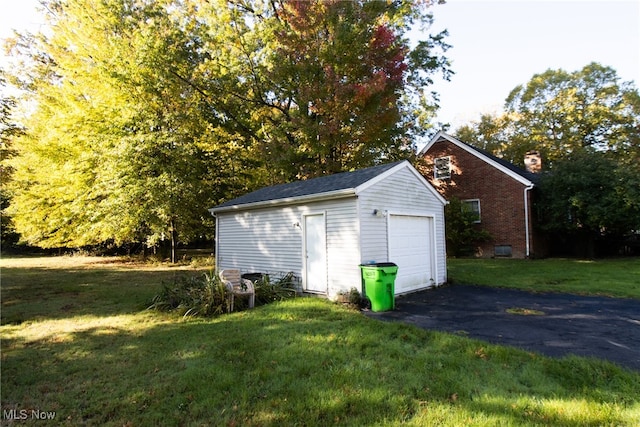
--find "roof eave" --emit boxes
[209,188,357,215]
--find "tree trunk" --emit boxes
[170,219,177,264]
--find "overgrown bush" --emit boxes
[445,196,492,257]
[148,271,228,317]
[253,272,298,305]
[148,270,298,317]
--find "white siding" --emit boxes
[216,198,361,298]
[323,200,361,297]
[215,162,446,299]
[217,206,302,274]
[357,167,447,287]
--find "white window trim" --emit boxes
[462,198,481,223]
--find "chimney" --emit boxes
[524,150,542,173]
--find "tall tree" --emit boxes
[454,63,640,255]
[5,0,451,254]
[260,1,412,177]
[194,0,452,179]
[536,151,640,257]
[453,113,509,157]
[455,63,640,168]
[0,74,22,248]
[6,0,232,258]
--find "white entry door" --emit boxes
[303,213,327,293]
[388,214,434,294]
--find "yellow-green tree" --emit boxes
[5,0,451,256]
[6,0,247,259]
[0,74,22,248]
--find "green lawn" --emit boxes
[2,256,639,426]
[447,257,640,300]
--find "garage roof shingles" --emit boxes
[213,161,404,210]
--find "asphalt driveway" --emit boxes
[364,284,640,371]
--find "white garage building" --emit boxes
[209,160,447,299]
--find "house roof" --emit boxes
[419,131,539,186]
[210,160,446,214]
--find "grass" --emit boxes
[0,255,207,325]
[2,256,640,426]
[505,307,545,316]
[447,257,640,300]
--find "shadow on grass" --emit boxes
[1,266,201,324]
[2,298,639,426]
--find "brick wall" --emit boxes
[421,140,534,258]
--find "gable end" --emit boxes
[355,161,447,206]
[420,131,535,187]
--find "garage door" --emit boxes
[388,215,434,294]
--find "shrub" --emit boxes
[148,271,228,317]
[252,272,298,305]
[148,270,298,317]
[445,196,492,257]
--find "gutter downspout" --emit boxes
[524,184,534,258]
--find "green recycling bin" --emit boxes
[360,262,398,312]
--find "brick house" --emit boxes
[418,131,545,258]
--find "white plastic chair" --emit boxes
[219,269,255,312]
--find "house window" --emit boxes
[462,199,481,223]
[494,245,512,257]
[434,156,451,180]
